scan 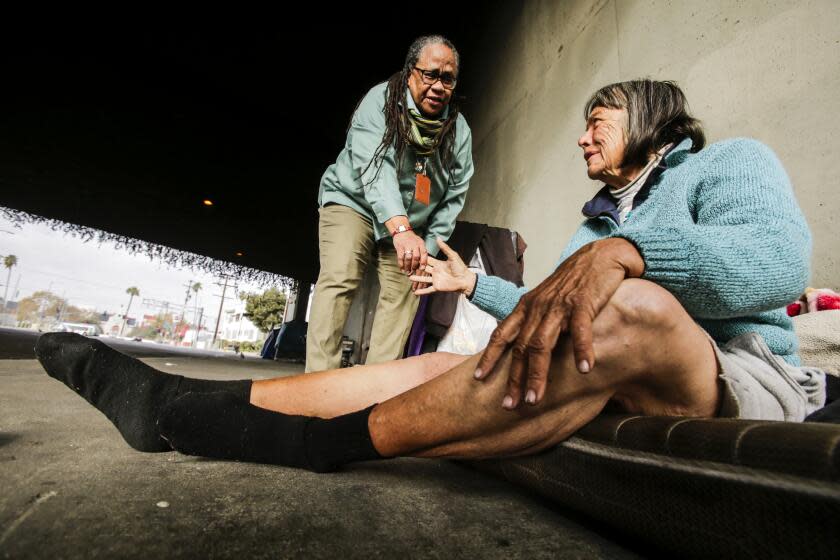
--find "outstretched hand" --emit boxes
[474,238,645,409]
[410,237,477,296]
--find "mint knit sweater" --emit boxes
[471,137,811,365]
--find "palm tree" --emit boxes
[2,255,17,312]
[120,286,140,337]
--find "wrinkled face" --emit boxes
[407,43,457,117]
[577,106,630,187]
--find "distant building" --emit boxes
[140,314,158,328]
[181,326,213,349]
[218,300,263,344]
[100,313,137,336]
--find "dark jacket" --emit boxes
[425,221,526,337]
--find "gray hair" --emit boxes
[404,35,460,74]
[584,79,705,168]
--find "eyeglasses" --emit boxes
[413,66,457,90]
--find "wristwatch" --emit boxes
[391,224,413,236]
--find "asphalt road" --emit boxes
[0,327,262,361]
[0,338,643,559]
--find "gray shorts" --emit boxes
[713,332,826,421]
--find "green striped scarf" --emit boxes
[407,109,445,157]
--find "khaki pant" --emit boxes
[305,205,420,372]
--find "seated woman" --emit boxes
[35,79,825,473]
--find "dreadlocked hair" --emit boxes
[360,35,462,186]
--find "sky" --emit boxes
[0,214,282,326]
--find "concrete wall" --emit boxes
[463,0,840,288]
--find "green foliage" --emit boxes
[64,308,102,324]
[220,339,262,354]
[126,286,140,297]
[3,255,17,269]
[128,312,173,340]
[240,340,262,353]
[128,324,159,340]
[241,287,287,333]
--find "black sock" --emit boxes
[34,332,252,452]
[159,391,384,472]
[304,403,385,473]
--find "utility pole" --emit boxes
[192,300,200,341]
[212,275,234,347]
[282,281,297,323]
[182,280,193,315]
[141,298,200,345]
[176,280,193,345]
[163,302,170,342]
[55,291,67,324]
[192,307,204,348]
[12,273,20,304]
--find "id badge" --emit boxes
[414,173,431,206]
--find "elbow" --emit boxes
[686,245,810,319]
[690,267,809,319]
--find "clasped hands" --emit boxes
[411,236,645,410]
[409,237,477,297]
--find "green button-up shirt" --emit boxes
[318,82,474,256]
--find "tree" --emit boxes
[57,302,100,324]
[16,290,100,326]
[120,286,140,336]
[242,287,287,333]
[17,291,63,323]
[128,312,172,341]
[2,254,17,311]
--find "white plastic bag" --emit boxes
[437,251,498,355]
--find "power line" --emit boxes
[14,266,125,291]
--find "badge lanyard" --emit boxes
[414,158,431,206]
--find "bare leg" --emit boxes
[369,279,720,459]
[159,279,719,471]
[250,351,470,418]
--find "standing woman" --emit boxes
[307,35,474,371]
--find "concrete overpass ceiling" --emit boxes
[0,6,509,283]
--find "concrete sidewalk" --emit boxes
[0,356,641,559]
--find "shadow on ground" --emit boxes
[0,353,641,559]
